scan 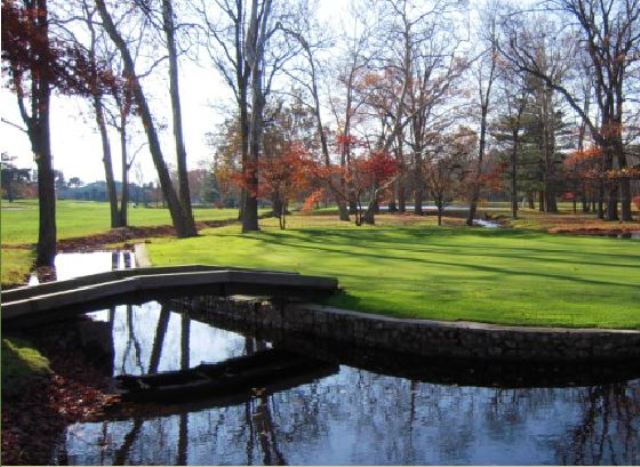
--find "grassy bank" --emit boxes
[148,215,640,329]
[1,338,51,399]
[0,249,34,286]
[1,199,243,245]
[0,199,244,287]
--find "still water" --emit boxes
[54,301,639,466]
[40,252,640,465]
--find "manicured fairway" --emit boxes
[0,200,243,245]
[148,216,640,329]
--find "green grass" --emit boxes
[2,338,51,399]
[148,216,640,329]
[0,248,34,287]
[1,199,244,245]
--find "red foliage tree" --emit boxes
[258,144,315,229]
[2,0,117,265]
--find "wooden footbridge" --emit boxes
[1,265,339,329]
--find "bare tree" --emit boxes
[278,6,354,222]
[500,0,640,221]
[198,0,252,221]
[76,0,121,227]
[161,0,195,225]
[426,127,475,225]
[466,9,499,225]
[95,0,197,237]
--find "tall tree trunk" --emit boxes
[414,150,424,215]
[34,122,56,267]
[545,189,558,213]
[31,0,56,267]
[398,178,406,213]
[96,0,196,238]
[242,0,272,233]
[617,146,632,221]
[87,7,119,228]
[597,178,604,218]
[119,121,129,226]
[603,146,618,221]
[93,94,120,228]
[527,192,535,209]
[467,104,488,225]
[162,0,194,224]
[510,130,519,219]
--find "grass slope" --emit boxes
[2,338,51,399]
[148,216,640,329]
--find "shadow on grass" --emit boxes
[234,230,639,291]
[249,226,640,267]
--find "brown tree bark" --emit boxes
[17,0,57,266]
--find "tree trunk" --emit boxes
[163,0,195,226]
[581,184,589,213]
[93,94,120,228]
[34,126,57,267]
[597,178,604,219]
[545,189,558,213]
[414,153,424,215]
[242,0,272,233]
[510,131,519,219]
[96,0,196,238]
[337,200,350,221]
[606,184,618,221]
[538,190,545,212]
[119,122,129,226]
[23,0,56,267]
[87,8,120,228]
[398,177,406,213]
[363,202,376,225]
[616,140,632,220]
[527,192,535,209]
[467,104,489,226]
[349,197,357,214]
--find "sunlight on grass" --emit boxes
[1,199,244,244]
[148,215,640,329]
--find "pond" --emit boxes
[55,300,640,465]
[32,253,640,465]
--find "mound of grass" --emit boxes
[148,215,640,329]
[2,338,51,399]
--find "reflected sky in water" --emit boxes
[62,302,640,465]
[43,252,639,465]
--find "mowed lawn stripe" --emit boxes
[148,218,640,329]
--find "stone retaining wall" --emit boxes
[179,296,640,362]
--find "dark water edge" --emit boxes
[48,300,640,466]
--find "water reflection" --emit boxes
[60,299,640,465]
[28,250,135,285]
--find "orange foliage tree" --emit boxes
[258,144,315,229]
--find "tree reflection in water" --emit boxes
[555,383,639,465]
[61,302,640,465]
